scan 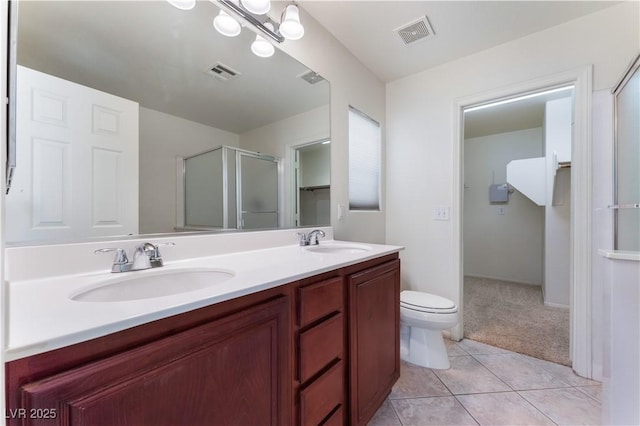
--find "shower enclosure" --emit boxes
[183,146,280,230]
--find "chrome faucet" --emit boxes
[297,229,326,246]
[95,242,175,273]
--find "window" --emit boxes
[348,106,381,210]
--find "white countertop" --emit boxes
[6,240,402,361]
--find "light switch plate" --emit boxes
[434,207,450,221]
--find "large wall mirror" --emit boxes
[6,0,330,246]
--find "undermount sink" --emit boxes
[304,243,372,255]
[70,268,235,302]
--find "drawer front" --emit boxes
[299,313,343,383]
[298,277,343,327]
[300,361,344,426]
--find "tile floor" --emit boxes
[368,339,602,426]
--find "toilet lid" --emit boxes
[400,290,457,313]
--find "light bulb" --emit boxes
[241,0,271,15]
[213,10,241,37]
[251,33,275,57]
[279,5,304,40]
[166,0,196,10]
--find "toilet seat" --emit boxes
[400,290,458,314]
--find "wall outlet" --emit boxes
[434,207,450,221]
[497,206,506,215]
[338,204,345,220]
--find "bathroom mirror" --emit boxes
[612,53,640,251]
[6,0,330,245]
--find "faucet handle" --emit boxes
[150,242,175,267]
[296,232,309,246]
[94,248,128,264]
[95,248,130,272]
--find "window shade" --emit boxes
[348,107,380,210]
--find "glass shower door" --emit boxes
[237,152,279,229]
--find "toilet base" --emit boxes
[401,326,450,370]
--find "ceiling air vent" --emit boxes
[298,70,325,85]
[395,16,435,46]
[206,63,241,81]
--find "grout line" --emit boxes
[452,395,481,426]
[515,390,560,425]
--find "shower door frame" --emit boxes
[181,145,282,230]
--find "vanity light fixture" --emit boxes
[167,0,196,11]
[279,5,304,40]
[213,9,242,37]
[241,0,271,15]
[167,0,305,57]
[251,23,276,58]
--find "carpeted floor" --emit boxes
[463,276,571,366]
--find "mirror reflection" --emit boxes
[7,0,330,245]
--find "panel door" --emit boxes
[6,65,138,243]
[349,260,401,426]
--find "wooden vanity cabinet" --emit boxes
[348,259,401,426]
[5,285,292,426]
[6,253,400,426]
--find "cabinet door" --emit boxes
[19,297,290,426]
[348,260,400,426]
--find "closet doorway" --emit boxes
[461,87,574,366]
[291,140,331,227]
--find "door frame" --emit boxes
[452,66,593,377]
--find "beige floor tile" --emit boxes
[575,385,602,403]
[456,392,555,425]
[474,353,570,390]
[458,339,511,355]
[390,361,451,399]
[445,339,469,357]
[520,354,600,387]
[368,399,402,426]
[519,387,602,425]
[391,396,479,426]
[433,355,511,395]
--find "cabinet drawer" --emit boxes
[299,313,343,383]
[299,277,343,327]
[300,361,344,426]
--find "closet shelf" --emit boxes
[299,185,330,191]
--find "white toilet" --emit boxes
[400,290,459,370]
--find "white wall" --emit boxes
[278,9,386,243]
[464,128,544,285]
[240,105,329,158]
[139,107,239,234]
[386,1,639,315]
[544,98,573,307]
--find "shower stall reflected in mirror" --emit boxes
[183,146,280,230]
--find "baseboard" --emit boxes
[543,301,570,310]
[464,273,541,287]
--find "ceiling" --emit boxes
[17,1,329,134]
[464,88,574,139]
[300,1,619,82]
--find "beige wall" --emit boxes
[464,128,544,286]
[278,8,387,244]
[139,107,239,234]
[386,2,639,304]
